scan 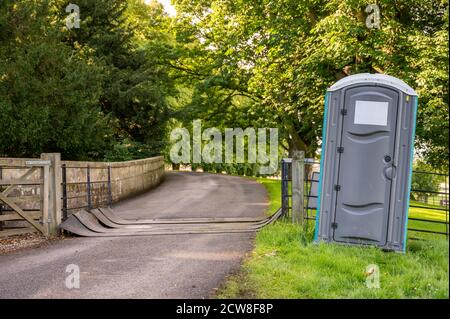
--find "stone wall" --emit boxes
[0,155,165,234]
[62,156,165,214]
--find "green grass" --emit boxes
[217,178,449,299]
[255,178,282,215]
[255,178,449,237]
[408,201,448,239]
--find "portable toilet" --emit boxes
[314,73,418,252]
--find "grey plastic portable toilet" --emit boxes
[314,73,418,252]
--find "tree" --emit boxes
[411,161,442,203]
[171,0,449,169]
[0,0,111,159]
[61,0,175,159]
[0,0,177,160]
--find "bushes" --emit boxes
[0,0,173,161]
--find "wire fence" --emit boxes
[281,159,449,240]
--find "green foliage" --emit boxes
[411,161,444,201]
[172,0,449,168]
[0,0,175,160]
[0,0,111,159]
[104,138,162,162]
[61,0,173,151]
[0,0,447,169]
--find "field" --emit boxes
[217,178,449,299]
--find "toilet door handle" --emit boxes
[384,164,396,180]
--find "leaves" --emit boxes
[172,0,448,168]
[0,0,447,170]
[0,0,175,160]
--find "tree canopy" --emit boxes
[0,0,448,170]
[0,0,174,160]
[171,0,449,169]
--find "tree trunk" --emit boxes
[287,130,312,179]
[288,131,308,156]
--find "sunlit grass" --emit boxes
[255,178,281,215]
[217,178,449,299]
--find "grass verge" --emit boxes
[216,178,449,299]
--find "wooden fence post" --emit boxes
[41,163,50,236]
[291,150,305,224]
[41,153,62,236]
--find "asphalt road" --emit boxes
[0,172,268,298]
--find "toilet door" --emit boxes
[333,86,399,245]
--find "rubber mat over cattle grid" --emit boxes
[59,207,282,237]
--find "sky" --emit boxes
[145,0,177,17]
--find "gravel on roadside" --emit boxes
[0,233,62,255]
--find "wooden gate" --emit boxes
[0,155,61,237]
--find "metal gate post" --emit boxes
[445,175,449,240]
[87,165,92,210]
[281,159,287,218]
[281,159,289,219]
[41,163,50,236]
[62,164,68,220]
[291,151,305,224]
[107,165,112,206]
[0,167,3,231]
